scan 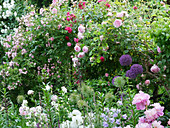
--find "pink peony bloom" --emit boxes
[67,42,71,47]
[78,24,85,33]
[135,123,151,128]
[150,64,160,73]
[144,108,158,122]
[151,103,164,117]
[65,26,72,33]
[145,80,150,85]
[82,46,88,53]
[113,19,122,28]
[157,46,161,53]
[78,52,85,58]
[132,91,150,110]
[152,121,164,128]
[74,45,81,52]
[52,8,57,14]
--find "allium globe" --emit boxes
[126,70,137,79]
[112,76,119,85]
[119,55,132,66]
[130,64,143,75]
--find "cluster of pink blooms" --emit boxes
[132,91,164,128]
[78,1,86,9]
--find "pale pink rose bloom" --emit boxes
[157,46,161,53]
[113,19,122,28]
[116,42,120,44]
[132,91,150,110]
[78,24,85,33]
[145,80,150,85]
[117,11,129,17]
[67,42,71,47]
[78,52,85,58]
[168,119,170,125]
[150,64,160,73]
[78,32,84,39]
[105,73,109,77]
[135,123,151,128]
[82,46,88,53]
[51,95,58,101]
[152,121,164,128]
[107,12,113,16]
[74,45,81,52]
[52,8,57,14]
[72,57,78,62]
[57,75,60,78]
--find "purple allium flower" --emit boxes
[119,55,132,66]
[112,76,119,85]
[130,64,143,75]
[126,70,137,79]
[103,122,109,127]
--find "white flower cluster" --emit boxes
[60,110,94,128]
[19,100,49,128]
[0,0,18,40]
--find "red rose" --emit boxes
[100,56,105,62]
[65,36,69,41]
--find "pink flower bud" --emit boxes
[150,64,160,73]
[67,42,71,47]
[157,46,161,53]
[105,73,109,77]
[145,80,150,85]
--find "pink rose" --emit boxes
[116,11,128,17]
[168,119,170,125]
[82,46,88,53]
[65,27,72,33]
[67,42,71,47]
[105,73,109,77]
[78,32,84,39]
[133,6,138,10]
[74,38,79,43]
[145,80,150,85]
[78,25,85,33]
[150,64,160,73]
[74,45,81,52]
[78,52,85,58]
[113,19,122,28]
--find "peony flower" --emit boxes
[100,56,105,62]
[113,19,122,28]
[145,80,150,85]
[119,54,132,66]
[151,103,164,117]
[82,46,88,53]
[27,90,34,95]
[67,42,71,47]
[130,64,143,75]
[132,91,150,110]
[144,108,158,122]
[150,64,160,73]
[135,123,151,128]
[152,121,164,128]
[78,25,85,33]
[126,70,137,79]
[78,52,85,58]
[74,45,81,52]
